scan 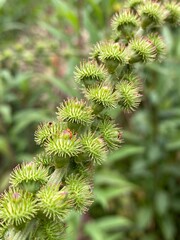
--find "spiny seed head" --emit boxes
[74,61,107,86]
[34,121,65,146]
[148,33,166,61]
[99,42,128,65]
[111,10,139,37]
[34,220,66,240]
[57,98,94,126]
[165,2,180,26]
[129,37,157,63]
[34,152,55,167]
[75,162,95,180]
[116,81,142,112]
[37,185,70,221]
[85,84,118,109]
[9,162,49,189]
[65,174,93,212]
[139,1,167,27]
[128,0,143,9]
[120,72,142,89]
[0,188,37,226]
[81,132,107,165]
[90,41,104,62]
[0,223,7,239]
[98,120,122,150]
[45,135,82,158]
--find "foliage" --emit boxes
[72,2,180,240]
[0,0,179,240]
[0,0,120,191]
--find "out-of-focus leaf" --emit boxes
[51,0,78,30]
[97,216,132,230]
[11,109,49,135]
[46,76,79,97]
[0,104,12,123]
[85,216,131,240]
[66,211,81,240]
[39,22,68,41]
[166,140,180,151]
[95,171,135,187]
[85,222,104,240]
[0,137,11,158]
[136,206,153,230]
[83,11,101,43]
[159,108,180,119]
[162,27,174,52]
[0,0,6,8]
[123,130,142,143]
[0,171,10,192]
[95,186,134,209]
[107,145,145,164]
[154,191,169,216]
[160,216,176,240]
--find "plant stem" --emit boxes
[4,220,37,240]
[47,166,68,186]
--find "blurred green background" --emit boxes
[0,0,179,240]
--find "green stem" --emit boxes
[4,220,37,240]
[47,166,68,186]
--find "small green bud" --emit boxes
[85,84,118,110]
[98,120,122,150]
[34,220,66,240]
[74,61,107,86]
[3,49,14,59]
[120,72,142,89]
[56,98,94,127]
[128,0,143,9]
[90,42,104,63]
[165,2,180,26]
[37,185,70,221]
[0,188,38,226]
[99,42,128,73]
[0,223,8,239]
[139,1,167,29]
[129,37,157,63]
[66,174,93,212]
[111,10,140,40]
[81,132,107,165]
[45,134,82,159]
[34,152,55,167]
[9,162,49,193]
[116,81,141,112]
[34,121,65,146]
[148,33,166,61]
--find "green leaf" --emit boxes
[97,216,132,230]
[155,191,169,216]
[85,222,104,240]
[166,140,180,151]
[107,145,145,164]
[51,0,78,30]
[0,104,12,123]
[94,186,134,209]
[85,217,132,240]
[46,76,79,97]
[95,171,135,187]
[160,216,176,240]
[136,206,153,229]
[0,137,10,157]
[0,0,6,8]
[11,109,49,135]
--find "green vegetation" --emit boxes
[0,0,179,239]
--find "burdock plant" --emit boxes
[0,0,179,239]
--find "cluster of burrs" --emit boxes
[0,0,179,239]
